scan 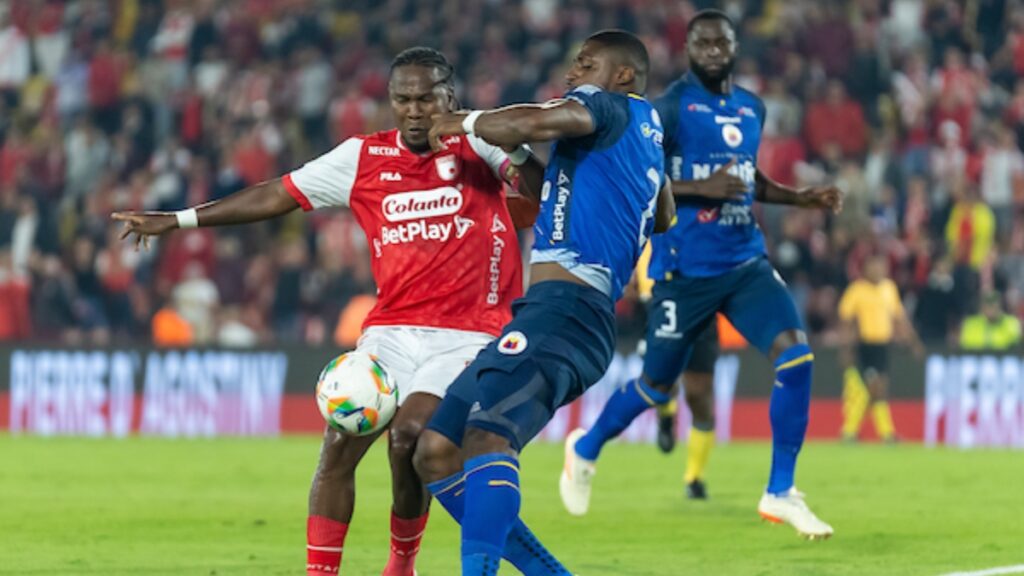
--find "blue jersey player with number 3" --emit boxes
[412,30,674,575]
[561,10,843,540]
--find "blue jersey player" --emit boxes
[412,30,674,574]
[561,10,842,540]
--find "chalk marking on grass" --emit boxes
[939,565,1024,576]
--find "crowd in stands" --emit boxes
[1,0,1023,351]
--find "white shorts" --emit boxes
[356,325,493,406]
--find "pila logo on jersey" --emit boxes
[722,124,743,148]
[738,106,757,118]
[698,207,720,223]
[435,154,459,181]
[687,103,712,113]
[498,331,528,355]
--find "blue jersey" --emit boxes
[532,85,666,302]
[648,72,767,279]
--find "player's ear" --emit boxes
[615,65,636,89]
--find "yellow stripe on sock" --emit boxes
[683,428,715,484]
[634,380,661,407]
[775,353,814,372]
[432,477,465,496]
[464,460,519,478]
[487,480,520,491]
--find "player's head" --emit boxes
[389,47,457,152]
[566,30,650,94]
[686,9,737,86]
[864,254,888,283]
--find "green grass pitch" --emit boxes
[1,435,1022,575]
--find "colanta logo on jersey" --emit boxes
[382,187,463,222]
[687,103,712,113]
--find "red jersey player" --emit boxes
[113,48,543,576]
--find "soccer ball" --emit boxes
[315,352,398,435]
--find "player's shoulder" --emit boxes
[733,85,767,117]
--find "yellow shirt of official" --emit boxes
[838,279,906,344]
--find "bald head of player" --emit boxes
[389,47,458,152]
[686,9,738,94]
[566,29,650,95]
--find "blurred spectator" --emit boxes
[979,126,1024,239]
[0,7,29,107]
[959,291,1022,350]
[804,80,868,159]
[946,186,996,270]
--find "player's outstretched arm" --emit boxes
[429,100,595,150]
[111,178,300,250]
[754,168,843,214]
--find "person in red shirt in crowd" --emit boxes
[804,79,868,159]
[112,47,564,576]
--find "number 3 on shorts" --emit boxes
[658,300,678,335]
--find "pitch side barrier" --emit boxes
[0,345,1020,447]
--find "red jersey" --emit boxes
[282,129,522,336]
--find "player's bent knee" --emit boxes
[389,419,426,461]
[463,426,515,459]
[412,429,461,483]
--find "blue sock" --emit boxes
[768,344,813,495]
[575,377,671,461]
[427,472,570,575]
[461,453,521,576]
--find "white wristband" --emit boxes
[462,110,484,135]
[175,208,199,229]
[506,146,530,166]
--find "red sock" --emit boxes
[307,515,348,576]
[382,511,429,576]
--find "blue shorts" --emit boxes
[644,257,802,386]
[428,280,615,452]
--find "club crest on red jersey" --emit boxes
[435,154,459,181]
[498,331,528,355]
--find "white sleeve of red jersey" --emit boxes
[282,137,364,210]
[466,135,513,182]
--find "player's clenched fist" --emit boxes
[428,111,470,151]
[111,211,177,251]
[797,185,844,214]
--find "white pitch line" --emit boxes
[939,565,1024,576]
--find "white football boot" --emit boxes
[559,428,596,516]
[758,487,834,540]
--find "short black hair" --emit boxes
[390,46,455,92]
[586,29,650,91]
[687,9,735,35]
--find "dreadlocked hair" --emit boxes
[390,47,458,106]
